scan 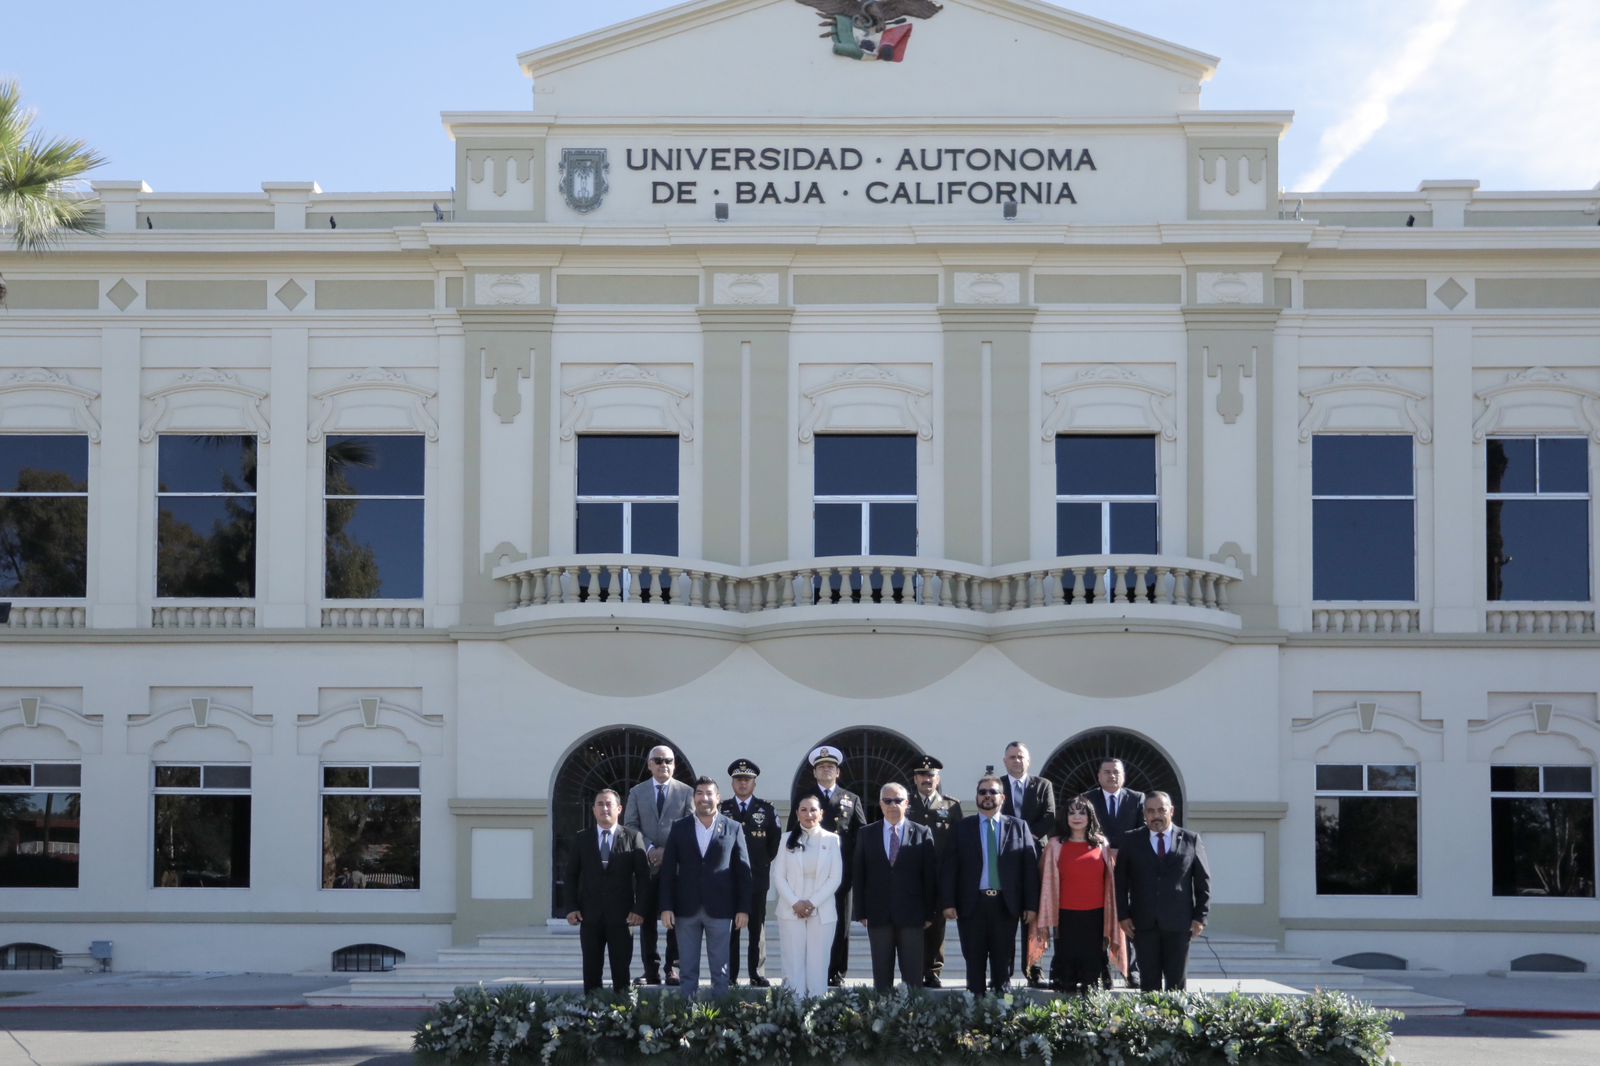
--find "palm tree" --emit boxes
[0,79,105,252]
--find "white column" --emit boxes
[1431,323,1478,632]
[261,329,310,627]
[95,328,142,627]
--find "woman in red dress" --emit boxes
[1030,798,1127,994]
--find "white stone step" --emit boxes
[305,926,1464,1015]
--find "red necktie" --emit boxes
[1157,832,1167,857]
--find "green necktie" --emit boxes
[985,818,1002,891]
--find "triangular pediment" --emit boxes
[518,0,1218,120]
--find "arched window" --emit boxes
[331,943,405,973]
[788,727,925,811]
[549,727,697,918]
[1,943,61,970]
[1039,729,1185,827]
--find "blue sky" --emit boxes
[5,0,1597,195]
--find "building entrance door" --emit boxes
[549,726,697,918]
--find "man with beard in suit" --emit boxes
[787,745,866,986]
[941,774,1039,995]
[1000,741,1055,986]
[659,777,753,999]
[719,758,780,986]
[1114,791,1210,991]
[905,754,961,987]
[564,789,649,993]
[623,744,694,984]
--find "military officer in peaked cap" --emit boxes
[788,744,867,986]
[905,754,963,987]
[720,758,780,986]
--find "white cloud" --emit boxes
[1292,0,1469,191]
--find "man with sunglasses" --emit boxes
[624,744,694,984]
[851,782,937,990]
[941,775,1039,995]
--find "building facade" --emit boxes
[2,0,1597,976]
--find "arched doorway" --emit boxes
[549,726,698,918]
[788,727,925,812]
[1039,729,1185,827]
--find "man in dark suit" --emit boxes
[787,745,866,986]
[905,755,961,987]
[1080,756,1146,986]
[564,789,649,993]
[941,775,1039,995]
[659,776,752,999]
[852,782,937,990]
[999,741,1055,986]
[719,758,780,986]
[622,744,694,985]
[1081,757,1145,840]
[1114,791,1210,991]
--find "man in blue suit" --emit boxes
[659,776,753,998]
[940,774,1039,995]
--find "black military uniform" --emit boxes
[719,758,780,985]
[787,744,867,986]
[905,754,963,988]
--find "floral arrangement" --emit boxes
[414,985,1399,1065]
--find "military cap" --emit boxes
[909,755,944,774]
[808,744,844,768]
[728,758,761,778]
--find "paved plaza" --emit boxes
[1,971,1597,1065]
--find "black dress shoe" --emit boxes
[635,974,660,987]
[827,976,844,988]
[749,976,771,988]
[664,970,680,986]
[924,976,942,989]
[1027,976,1049,990]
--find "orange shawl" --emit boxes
[1028,837,1128,978]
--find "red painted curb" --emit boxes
[1463,1009,1600,1021]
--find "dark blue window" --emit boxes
[325,436,425,600]
[1487,437,1589,602]
[1312,436,1414,601]
[813,435,916,556]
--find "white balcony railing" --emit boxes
[321,605,427,630]
[1311,604,1421,634]
[495,553,1241,622]
[1,602,88,629]
[152,603,256,629]
[1486,605,1595,634]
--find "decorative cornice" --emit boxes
[140,369,270,443]
[1298,366,1432,444]
[560,363,694,442]
[0,368,102,441]
[799,364,932,444]
[308,367,439,442]
[1472,366,1600,443]
[1040,365,1177,442]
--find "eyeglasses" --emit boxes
[881,798,905,805]
[651,758,674,764]
[976,788,1003,796]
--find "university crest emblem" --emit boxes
[559,149,609,213]
[795,0,943,63]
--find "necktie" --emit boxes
[1013,779,1023,810]
[984,818,1002,891]
[740,802,748,815]
[1157,831,1167,857]
[1108,793,1117,821]
[656,784,665,816]
[888,825,901,865]
[600,828,612,865]
[824,789,832,804]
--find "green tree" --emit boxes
[0,80,105,252]
[0,468,88,597]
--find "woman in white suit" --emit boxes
[771,795,842,998]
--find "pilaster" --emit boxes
[457,308,554,624]
[696,307,795,565]
[938,307,1037,565]
[94,328,142,627]
[262,328,310,627]
[1183,307,1281,626]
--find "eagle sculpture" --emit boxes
[795,0,944,36]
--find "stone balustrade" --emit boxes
[152,604,256,629]
[1311,606,1421,634]
[496,553,1242,622]
[1486,607,1595,635]
[1,604,88,629]
[321,606,427,630]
